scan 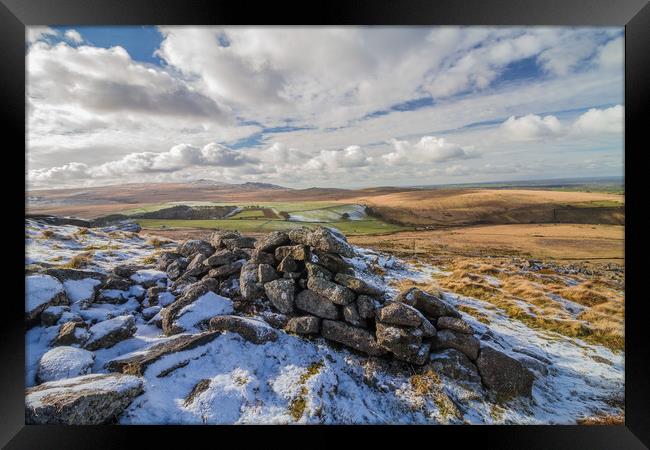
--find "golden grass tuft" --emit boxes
[288,361,324,421]
[146,236,169,248]
[61,251,94,269]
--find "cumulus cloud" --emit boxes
[382,136,478,166]
[500,114,563,141]
[571,105,623,135]
[499,105,623,142]
[28,143,256,186]
[304,146,372,171]
[64,29,83,44]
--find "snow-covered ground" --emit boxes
[25,220,624,424]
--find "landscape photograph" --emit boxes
[25,26,624,425]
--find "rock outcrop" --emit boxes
[26,373,144,424]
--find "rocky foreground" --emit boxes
[24,220,623,424]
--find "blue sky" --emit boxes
[26,26,624,188]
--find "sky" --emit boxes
[26,26,624,189]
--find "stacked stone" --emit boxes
[155,225,535,399]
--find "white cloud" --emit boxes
[598,36,624,70]
[304,146,372,171]
[383,136,478,166]
[64,29,83,44]
[571,105,623,135]
[26,27,58,44]
[500,114,563,141]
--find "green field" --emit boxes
[136,218,409,235]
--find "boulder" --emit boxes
[209,315,278,344]
[310,250,352,274]
[290,226,355,258]
[375,322,426,364]
[36,346,95,384]
[142,305,162,321]
[52,321,90,347]
[264,278,295,314]
[307,277,355,305]
[376,301,423,327]
[156,252,182,271]
[84,315,137,351]
[430,329,480,361]
[222,236,256,250]
[334,273,382,296]
[295,289,340,319]
[160,279,219,335]
[255,231,290,252]
[275,244,309,262]
[396,288,461,319]
[106,331,222,375]
[203,249,246,267]
[41,305,69,327]
[25,373,144,424]
[209,230,242,248]
[356,295,377,320]
[259,311,290,329]
[321,320,386,356]
[185,253,209,277]
[305,262,332,281]
[476,346,535,398]
[41,268,106,284]
[166,257,189,280]
[26,274,68,327]
[177,239,215,257]
[283,271,302,280]
[437,316,474,335]
[428,349,482,384]
[277,256,298,273]
[258,264,279,283]
[342,303,367,328]
[112,264,142,279]
[249,249,276,266]
[286,316,320,335]
[207,260,244,279]
[239,262,264,301]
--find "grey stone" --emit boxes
[209,315,278,344]
[258,264,279,283]
[476,346,535,398]
[305,262,332,281]
[375,322,425,364]
[36,346,95,384]
[310,250,352,274]
[249,249,276,266]
[156,252,182,271]
[25,373,144,425]
[222,236,256,250]
[430,329,480,361]
[277,256,298,273]
[295,289,340,319]
[161,279,218,335]
[286,316,321,335]
[307,277,355,305]
[264,279,295,314]
[376,301,422,327]
[185,253,209,277]
[84,315,137,350]
[203,249,245,267]
[207,260,244,279]
[356,295,377,320]
[289,226,355,258]
[255,231,290,252]
[106,331,221,375]
[321,320,386,356]
[209,230,242,249]
[428,349,482,384]
[51,321,89,347]
[177,239,215,257]
[343,302,367,327]
[396,287,461,319]
[437,316,474,334]
[239,262,264,301]
[275,244,309,262]
[101,274,133,291]
[334,273,382,296]
[166,257,189,280]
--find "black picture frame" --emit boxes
[2,0,648,447]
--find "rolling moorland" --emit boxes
[24,177,625,424]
